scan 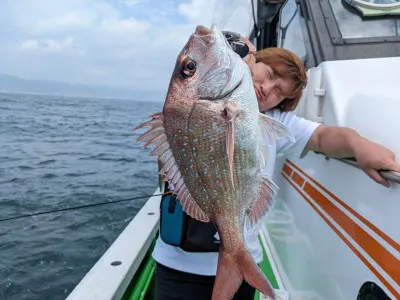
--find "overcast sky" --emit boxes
[0,0,255,94]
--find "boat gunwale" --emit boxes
[66,189,162,300]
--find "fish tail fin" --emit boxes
[212,248,276,300]
[211,250,242,300]
[240,250,276,300]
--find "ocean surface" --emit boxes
[0,92,163,300]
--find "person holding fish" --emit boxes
[135,25,400,300]
[239,37,400,189]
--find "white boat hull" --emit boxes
[262,56,400,300]
[263,152,399,300]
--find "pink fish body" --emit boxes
[135,24,294,300]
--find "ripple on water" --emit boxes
[0,93,161,300]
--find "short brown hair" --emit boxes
[254,47,307,112]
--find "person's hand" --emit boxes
[240,36,256,67]
[240,36,256,53]
[352,136,400,187]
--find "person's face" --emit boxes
[246,59,293,112]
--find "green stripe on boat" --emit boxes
[254,235,279,299]
[122,238,157,300]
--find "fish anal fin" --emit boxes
[259,113,295,143]
[247,175,279,228]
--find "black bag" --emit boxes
[159,185,220,252]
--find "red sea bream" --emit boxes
[134,24,294,300]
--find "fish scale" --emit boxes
[134,24,295,300]
[186,103,256,217]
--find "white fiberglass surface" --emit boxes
[264,153,399,300]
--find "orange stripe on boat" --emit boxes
[303,182,400,285]
[291,171,304,187]
[281,172,400,299]
[286,159,400,254]
[282,164,293,177]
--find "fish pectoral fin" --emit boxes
[259,113,295,143]
[135,111,209,223]
[259,141,270,170]
[224,102,241,188]
[247,175,279,228]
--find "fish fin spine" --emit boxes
[259,113,295,143]
[134,112,209,223]
[247,175,278,228]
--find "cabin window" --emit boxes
[277,0,307,62]
[329,0,400,39]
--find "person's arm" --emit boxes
[305,124,400,187]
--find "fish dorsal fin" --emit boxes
[246,175,279,228]
[133,112,210,222]
[259,113,295,143]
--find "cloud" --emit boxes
[35,11,98,33]
[178,0,255,36]
[0,0,256,97]
[120,0,142,7]
[178,0,215,24]
[20,37,85,55]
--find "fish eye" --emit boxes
[181,57,196,77]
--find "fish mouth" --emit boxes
[192,24,243,101]
[194,25,212,37]
[193,25,214,46]
[193,24,230,49]
[194,24,222,37]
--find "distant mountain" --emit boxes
[0,73,164,101]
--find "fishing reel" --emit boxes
[222,31,250,58]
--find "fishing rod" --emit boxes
[0,193,164,223]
